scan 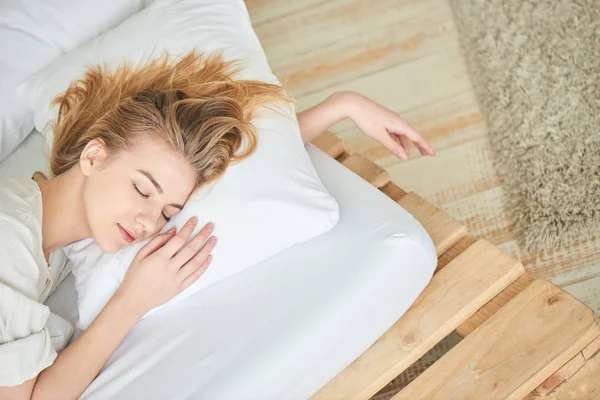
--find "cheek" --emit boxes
[89,175,127,214]
[83,171,137,234]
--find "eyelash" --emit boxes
[133,183,171,222]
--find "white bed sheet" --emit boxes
[1,130,437,399]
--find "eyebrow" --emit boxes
[136,169,184,210]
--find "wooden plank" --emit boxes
[582,335,600,360]
[310,131,346,158]
[524,353,586,398]
[436,235,477,273]
[265,1,455,98]
[379,182,408,203]
[456,273,535,337]
[398,192,467,257]
[342,154,390,188]
[529,349,600,399]
[255,0,443,67]
[310,239,524,400]
[524,334,600,398]
[336,151,350,163]
[393,279,600,400]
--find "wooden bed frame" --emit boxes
[309,132,600,400]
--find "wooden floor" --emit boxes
[245,0,600,314]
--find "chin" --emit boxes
[93,229,123,254]
[96,239,122,254]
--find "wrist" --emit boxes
[327,91,362,122]
[109,289,147,321]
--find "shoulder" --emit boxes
[0,177,41,229]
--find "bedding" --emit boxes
[3,0,439,395]
[0,129,50,180]
[0,0,145,161]
[0,132,437,398]
[17,0,342,326]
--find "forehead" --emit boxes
[118,137,196,201]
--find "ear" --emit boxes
[79,138,109,177]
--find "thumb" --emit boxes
[380,131,408,160]
[137,228,176,259]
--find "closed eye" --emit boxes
[133,183,171,222]
[133,183,149,199]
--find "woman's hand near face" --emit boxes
[116,217,217,315]
[22,218,216,400]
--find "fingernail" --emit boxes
[210,237,218,245]
[168,227,176,234]
[192,216,198,224]
[207,222,214,232]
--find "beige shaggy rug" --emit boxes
[449,0,600,252]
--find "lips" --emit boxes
[118,224,136,244]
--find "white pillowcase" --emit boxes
[0,0,145,161]
[18,0,340,329]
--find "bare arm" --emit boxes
[30,293,143,400]
[297,91,353,145]
[0,293,142,400]
[297,90,436,160]
[32,216,213,400]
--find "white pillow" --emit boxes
[0,0,145,161]
[18,0,340,330]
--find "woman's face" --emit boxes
[79,136,196,253]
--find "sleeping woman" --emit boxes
[0,50,435,399]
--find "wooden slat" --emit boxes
[436,235,477,273]
[310,131,346,158]
[393,279,600,400]
[540,351,600,400]
[440,242,536,341]
[582,335,600,360]
[336,151,350,163]
[524,334,600,398]
[310,239,524,400]
[398,192,468,257]
[342,154,390,188]
[525,353,587,398]
[456,273,536,337]
[379,182,408,203]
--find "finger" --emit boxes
[177,235,218,277]
[380,131,408,161]
[137,227,176,259]
[156,217,198,258]
[170,222,215,268]
[180,254,212,290]
[392,117,436,156]
[391,133,410,157]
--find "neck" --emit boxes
[36,168,91,259]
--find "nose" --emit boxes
[135,210,162,238]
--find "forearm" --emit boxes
[32,294,143,400]
[297,91,356,144]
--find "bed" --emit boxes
[3,129,600,399]
[4,0,600,396]
[1,130,437,399]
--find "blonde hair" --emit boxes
[48,50,295,189]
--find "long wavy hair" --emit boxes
[48,50,295,189]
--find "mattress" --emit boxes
[1,130,437,399]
